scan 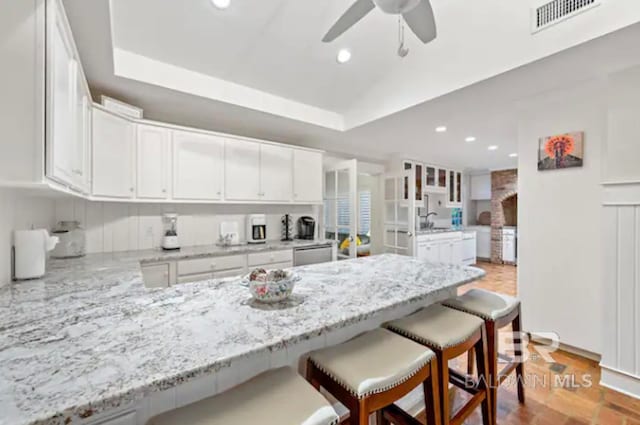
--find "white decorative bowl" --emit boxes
[242,270,300,303]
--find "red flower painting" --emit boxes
[538,132,584,171]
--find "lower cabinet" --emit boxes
[416,233,464,265]
[141,250,295,288]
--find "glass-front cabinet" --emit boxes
[446,169,463,208]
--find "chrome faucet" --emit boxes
[425,212,438,229]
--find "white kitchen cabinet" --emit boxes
[451,240,463,264]
[141,263,171,288]
[173,130,225,201]
[260,144,292,202]
[47,0,91,193]
[225,139,261,201]
[462,232,477,266]
[137,124,170,200]
[417,242,439,263]
[92,108,136,198]
[446,170,463,208]
[470,174,491,200]
[293,150,323,203]
[425,164,447,193]
[502,228,517,263]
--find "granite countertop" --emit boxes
[0,251,484,425]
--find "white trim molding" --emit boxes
[601,181,640,398]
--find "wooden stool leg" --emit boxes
[306,361,321,391]
[438,353,450,425]
[356,399,369,425]
[467,348,475,376]
[485,321,498,425]
[376,410,389,425]
[423,361,442,425]
[476,324,493,425]
[512,307,526,404]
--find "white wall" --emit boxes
[517,80,606,355]
[0,189,57,287]
[53,199,318,254]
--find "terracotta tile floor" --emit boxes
[414,262,640,425]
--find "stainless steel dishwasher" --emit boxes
[293,244,334,266]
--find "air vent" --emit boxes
[532,0,601,33]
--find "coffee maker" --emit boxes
[247,214,267,244]
[297,216,316,240]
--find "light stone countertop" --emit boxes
[0,248,484,425]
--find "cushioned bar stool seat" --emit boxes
[307,328,441,425]
[385,304,492,425]
[443,289,519,321]
[147,367,339,425]
[442,289,525,422]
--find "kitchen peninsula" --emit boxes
[0,254,484,425]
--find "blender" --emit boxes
[161,213,180,250]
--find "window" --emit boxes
[335,190,370,235]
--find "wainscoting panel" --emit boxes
[600,183,640,396]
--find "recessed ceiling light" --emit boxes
[465,136,476,142]
[488,145,498,151]
[435,126,447,133]
[509,153,518,158]
[211,0,231,9]
[336,49,352,64]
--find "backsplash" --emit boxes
[54,199,319,254]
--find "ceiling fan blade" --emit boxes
[322,0,376,42]
[402,0,437,44]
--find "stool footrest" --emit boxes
[449,369,481,395]
[382,404,423,425]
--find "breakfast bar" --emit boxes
[0,254,485,425]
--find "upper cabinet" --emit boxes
[425,165,447,193]
[225,141,294,202]
[260,144,292,202]
[137,124,170,200]
[446,170,463,208]
[225,140,261,201]
[470,174,491,200]
[293,150,323,203]
[92,108,136,198]
[46,0,91,193]
[173,130,224,201]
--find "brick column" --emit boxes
[490,170,518,264]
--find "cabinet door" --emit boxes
[173,131,224,200]
[225,140,261,200]
[48,15,76,187]
[92,108,136,198]
[438,242,453,264]
[451,240,463,265]
[437,168,447,190]
[418,243,439,263]
[260,144,293,202]
[456,172,462,203]
[448,170,455,204]
[293,150,323,203]
[137,124,170,199]
[425,165,436,189]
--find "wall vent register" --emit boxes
[532,0,600,33]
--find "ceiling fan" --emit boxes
[322,0,437,44]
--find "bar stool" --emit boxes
[147,367,339,425]
[443,289,525,421]
[385,304,492,425]
[307,328,441,425]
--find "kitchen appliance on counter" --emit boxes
[297,216,316,240]
[218,221,240,246]
[13,229,59,280]
[281,214,294,241]
[161,213,180,250]
[247,214,267,244]
[294,244,334,266]
[51,221,86,258]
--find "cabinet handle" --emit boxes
[130,187,134,192]
[217,191,221,195]
[162,189,167,193]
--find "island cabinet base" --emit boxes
[81,288,456,425]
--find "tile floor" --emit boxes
[414,261,640,425]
